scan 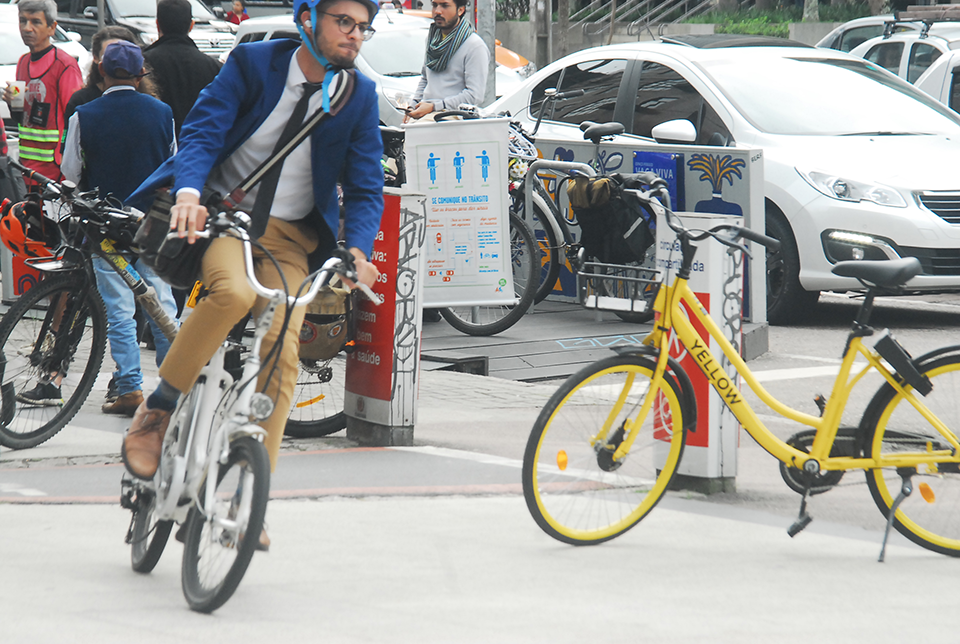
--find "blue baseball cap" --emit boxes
[101,41,146,79]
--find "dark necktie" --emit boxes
[251,81,322,222]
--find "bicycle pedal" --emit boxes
[787,514,812,538]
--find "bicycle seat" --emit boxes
[582,122,625,145]
[831,257,921,288]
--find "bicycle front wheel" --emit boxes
[130,486,173,573]
[439,213,538,336]
[181,436,270,613]
[522,354,686,545]
[285,354,347,438]
[0,273,107,449]
[863,354,960,556]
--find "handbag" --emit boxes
[134,69,357,289]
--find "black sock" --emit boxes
[146,378,180,411]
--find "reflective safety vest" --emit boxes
[15,47,82,180]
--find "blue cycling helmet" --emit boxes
[294,0,378,110]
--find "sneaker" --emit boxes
[102,390,143,417]
[121,403,172,480]
[16,382,63,406]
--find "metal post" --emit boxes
[476,0,496,106]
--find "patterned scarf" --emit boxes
[425,16,474,73]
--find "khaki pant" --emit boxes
[159,218,319,471]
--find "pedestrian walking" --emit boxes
[225,0,250,24]
[405,0,488,122]
[142,0,221,138]
[2,0,82,184]
[60,41,179,417]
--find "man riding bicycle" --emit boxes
[123,0,384,546]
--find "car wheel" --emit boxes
[765,208,819,325]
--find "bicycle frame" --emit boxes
[633,274,960,474]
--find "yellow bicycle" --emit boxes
[522,175,960,560]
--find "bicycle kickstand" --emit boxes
[878,468,914,563]
[787,460,820,537]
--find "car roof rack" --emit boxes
[660,34,811,49]
[887,5,960,38]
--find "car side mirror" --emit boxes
[66,31,82,42]
[212,6,224,17]
[651,119,697,144]
[82,6,97,19]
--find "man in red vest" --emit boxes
[2,0,82,184]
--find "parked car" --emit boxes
[226,11,525,126]
[487,35,960,324]
[40,0,235,57]
[915,49,960,111]
[1,4,92,122]
[849,28,960,84]
[816,14,922,52]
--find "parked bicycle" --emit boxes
[523,173,960,561]
[504,89,660,320]
[0,162,177,450]
[121,212,377,612]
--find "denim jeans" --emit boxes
[93,256,178,396]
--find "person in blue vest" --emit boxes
[121,0,383,551]
[60,40,179,416]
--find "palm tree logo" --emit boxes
[687,153,746,216]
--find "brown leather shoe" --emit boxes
[121,403,172,480]
[102,390,143,417]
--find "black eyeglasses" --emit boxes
[316,11,376,40]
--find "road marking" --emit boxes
[0,483,47,497]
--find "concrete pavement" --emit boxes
[3,296,960,641]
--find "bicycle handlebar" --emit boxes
[167,214,380,308]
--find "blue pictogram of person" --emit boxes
[476,149,490,182]
[453,151,465,183]
[427,152,440,184]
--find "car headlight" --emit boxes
[517,61,537,79]
[798,169,906,208]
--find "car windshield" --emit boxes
[361,26,428,76]
[697,55,960,135]
[112,0,215,21]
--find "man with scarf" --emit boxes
[406,0,488,121]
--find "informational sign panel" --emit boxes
[345,190,426,441]
[405,118,514,307]
[655,212,743,483]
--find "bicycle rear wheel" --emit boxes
[284,354,347,438]
[0,273,107,449]
[522,354,686,545]
[181,436,270,613]
[439,213,537,336]
[862,354,960,556]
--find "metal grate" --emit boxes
[899,246,960,276]
[918,191,960,225]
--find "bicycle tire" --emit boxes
[130,487,173,573]
[0,273,107,449]
[522,354,686,545]
[514,197,562,305]
[181,435,270,613]
[439,212,537,336]
[862,354,960,556]
[284,354,347,438]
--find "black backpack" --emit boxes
[567,173,657,264]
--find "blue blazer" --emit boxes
[129,39,384,258]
